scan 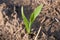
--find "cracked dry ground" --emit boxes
[0,0,60,40]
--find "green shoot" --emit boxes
[21,4,43,34]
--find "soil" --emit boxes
[0,0,60,40]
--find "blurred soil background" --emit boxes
[0,0,60,40]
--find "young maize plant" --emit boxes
[21,4,43,34]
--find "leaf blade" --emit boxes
[30,4,43,23]
[21,6,30,33]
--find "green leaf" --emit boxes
[21,6,30,33]
[30,4,43,23]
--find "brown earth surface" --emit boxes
[0,0,60,40]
